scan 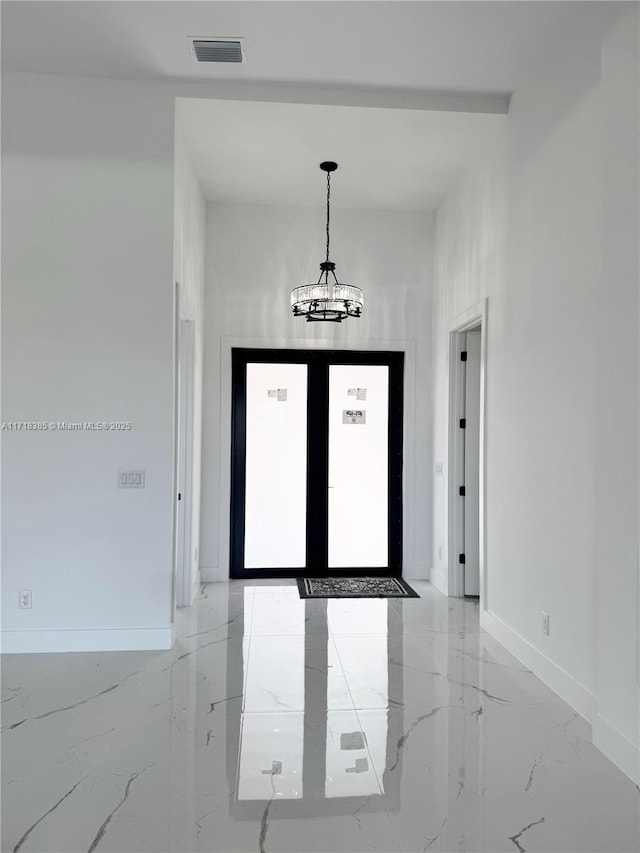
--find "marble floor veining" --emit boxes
[1,580,639,853]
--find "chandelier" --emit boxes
[291,161,364,323]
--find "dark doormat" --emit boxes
[297,577,419,599]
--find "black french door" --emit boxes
[230,349,404,578]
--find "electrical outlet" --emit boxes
[19,590,32,609]
[541,611,550,635]
[438,546,443,561]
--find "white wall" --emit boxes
[594,10,640,781]
[173,112,206,603]
[432,9,640,781]
[431,159,507,595]
[201,203,434,581]
[2,73,176,651]
[638,12,640,784]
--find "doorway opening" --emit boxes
[230,349,404,579]
[448,301,487,602]
[174,301,196,608]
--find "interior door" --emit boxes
[230,349,403,578]
[463,330,481,596]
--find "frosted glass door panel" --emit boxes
[244,363,307,568]
[328,365,389,568]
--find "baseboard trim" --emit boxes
[593,714,640,785]
[480,609,597,722]
[1,626,174,654]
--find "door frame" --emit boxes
[229,348,404,579]
[448,299,487,607]
[214,337,418,583]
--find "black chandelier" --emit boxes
[291,161,364,323]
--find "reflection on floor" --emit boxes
[2,581,639,852]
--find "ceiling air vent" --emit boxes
[190,39,244,64]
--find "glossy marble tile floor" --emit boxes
[2,580,639,853]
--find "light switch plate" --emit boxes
[118,470,145,488]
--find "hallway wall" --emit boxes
[174,115,206,604]
[1,72,177,651]
[595,8,640,781]
[432,9,640,781]
[201,202,434,581]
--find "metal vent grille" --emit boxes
[192,39,243,63]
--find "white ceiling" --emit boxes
[2,1,617,212]
[178,98,505,210]
[1,1,617,93]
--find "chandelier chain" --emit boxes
[326,170,331,264]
